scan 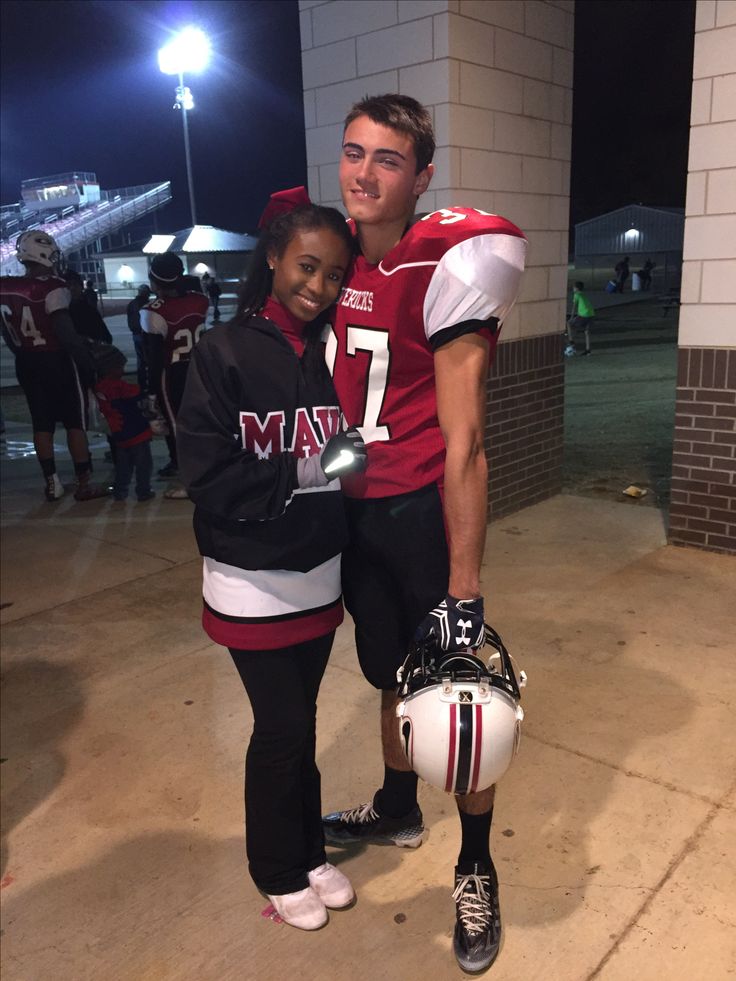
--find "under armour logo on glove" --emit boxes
[414,595,486,652]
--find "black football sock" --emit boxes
[39,457,56,478]
[457,807,493,870]
[74,458,92,479]
[373,766,418,818]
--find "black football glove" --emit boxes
[320,427,367,477]
[414,594,485,652]
[296,427,367,487]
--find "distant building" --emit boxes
[0,172,172,284]
[574,204,684,290]
[20,172,101,212]
[99,225,258,294]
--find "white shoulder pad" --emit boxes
[140,308,168,335]
[423,233,527,343]
[45,286,71,315]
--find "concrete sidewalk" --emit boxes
[1,424,734,981]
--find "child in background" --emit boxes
[93,347,155,502]
[565,281,596,356]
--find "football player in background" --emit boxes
[0,231,108,501]
[140,253,208,489]
[322,94,527,974]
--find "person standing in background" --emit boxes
[0,231,108,502]
[565,281,596,356]
[126,283,152,393]
[614,256,630,293]
[140,253,208,487]
[65,270,112,343]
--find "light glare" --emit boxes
[158,27,211,75]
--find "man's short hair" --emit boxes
[574,281,584,290]
[344,94,435,173]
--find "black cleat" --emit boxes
[452,861,502,974]
[323,801,424,848]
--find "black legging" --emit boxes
[229,632,333,895]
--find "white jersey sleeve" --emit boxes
[45,286,71,315]
[140,308,168,336]
[423,233,527,344]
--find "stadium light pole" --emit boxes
[158,27,211,228]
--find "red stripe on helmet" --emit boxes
[445,702,457,792]
[470,704,483,794]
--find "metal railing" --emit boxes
[0,181,172,276]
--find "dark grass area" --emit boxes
[562,298,678,510]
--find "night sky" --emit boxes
[571,0,696,224]
[0,0,307,232]
[1,0,696,236]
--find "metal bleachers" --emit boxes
[0,181,172,276]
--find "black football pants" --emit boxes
[229,633,333,895]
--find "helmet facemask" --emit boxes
[396,625,526,795]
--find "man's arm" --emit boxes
[50,309,95,381]
[434,331,490,598]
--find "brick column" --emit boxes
[669,0,736,554]
[299,0,573,519]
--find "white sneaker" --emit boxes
[308,863,355,909]
[44,473,65,501]
[267,886,328,930]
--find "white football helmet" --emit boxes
[16,230,62,269]
[396,625,526,795]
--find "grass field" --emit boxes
[562,297,678,510]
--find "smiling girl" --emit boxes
[176,199,366,931]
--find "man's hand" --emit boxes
[415,594,485,651]
[297,427,367,488]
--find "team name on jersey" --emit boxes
[339,287,373,312]
[240,406,341,459]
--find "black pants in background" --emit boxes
[229,633,333,895]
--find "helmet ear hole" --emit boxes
[400,719,412,760]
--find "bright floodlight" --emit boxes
[158,27,211,75]
[625,227,640,239]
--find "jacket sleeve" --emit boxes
[176,338,301,521]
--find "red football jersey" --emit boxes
[0,275,70,354]
[140,292,209,367]
[328,208,527,498]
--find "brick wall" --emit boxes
[669,348,736,552]
[671,0,736,553]
[486,334,564,518]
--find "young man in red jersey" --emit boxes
[322,94,527,974]
[140,253,208,486]
[0,231,108,501]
